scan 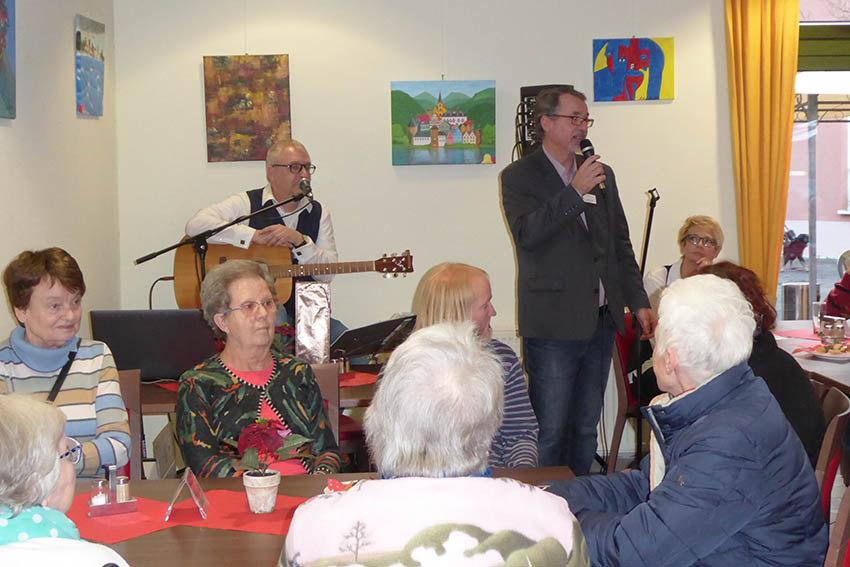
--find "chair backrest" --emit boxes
[825,483,850,567]
[117,369,143,480]
[311,363,340,445]
[614,312,638,408]
[812,379,850,522]
[611,338,631,413]
[91,309,216,381]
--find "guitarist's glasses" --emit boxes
[220,298,278,317]
[271,163,317,174]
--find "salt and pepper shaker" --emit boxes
[116,476,131,503]
[88,465,137,516]
[822,316,846,346]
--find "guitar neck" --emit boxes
[269,261,377,279]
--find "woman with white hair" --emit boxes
[0,395,130,566]
[283,322,588,567]
[410,262,538,468]
[549,275,827,566]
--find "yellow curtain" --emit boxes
[725,0,800,302]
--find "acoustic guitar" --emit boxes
[173,243,413,309]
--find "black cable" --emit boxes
[148,276,174,310]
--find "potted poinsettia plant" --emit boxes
[226,419,313,514]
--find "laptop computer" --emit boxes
[90,309,217,382]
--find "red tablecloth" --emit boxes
[68,493,170,544]
[166,490,307,535]
[69,490,309,544]
[340,371,378,388]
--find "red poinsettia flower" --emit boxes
[237,419,291,456]
[275,323,295,337]
[230,418,313,475]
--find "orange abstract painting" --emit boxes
[203,54,291,162]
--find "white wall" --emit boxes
[113,0,738,332]
[0,0,118,340]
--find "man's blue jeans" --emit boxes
[523,309,615,475]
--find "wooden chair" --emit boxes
[607,312,643,473]
[117,369,143,480]
[811,379,850,523]
[311,363,340,443]
[311,363,368,471]
[826,483,850,567]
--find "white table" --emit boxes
[774,320,850,394]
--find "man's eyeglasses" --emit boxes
[549,114,594,128]
[271,163,317,174]
[60,437,82,465]
[684,234,718,249]
[220,298,278,317]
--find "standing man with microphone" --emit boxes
[186,138,339,330]
[500,86,655,475]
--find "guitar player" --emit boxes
[185,138,348,341]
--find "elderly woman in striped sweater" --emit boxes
[411,262,539,468]
[0,248,130,477]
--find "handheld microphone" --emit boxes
[299,177,313,198]
[579,138,606,191]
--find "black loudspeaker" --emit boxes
[512,84,572,162]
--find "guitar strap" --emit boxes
[47,339,81,403]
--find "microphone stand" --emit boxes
[639,188,661,275]
[629,187,660,467]
[134,191,311,285]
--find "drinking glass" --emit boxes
[812,301,823,335]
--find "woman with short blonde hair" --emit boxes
[644,215,724,313]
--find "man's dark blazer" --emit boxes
[500,147,649,341]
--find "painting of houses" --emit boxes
[203,54,290,162]
[0,0,14,119]
[75,14,105,117]
[391,80,495,165]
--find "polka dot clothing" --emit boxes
[0,506,79,546]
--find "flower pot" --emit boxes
[242,470,281,514]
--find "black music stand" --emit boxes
[329,315,416,361]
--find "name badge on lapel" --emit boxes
[583,193,597,205]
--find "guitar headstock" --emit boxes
[375,250,414,277]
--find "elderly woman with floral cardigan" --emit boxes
[176,259,340,478]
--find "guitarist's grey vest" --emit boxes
[246,187,323,316]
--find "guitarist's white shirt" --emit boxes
[185,184,338,282]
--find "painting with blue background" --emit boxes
[75,14,105,117]
[593,37,674,102]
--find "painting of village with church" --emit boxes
[391,80,495,166]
